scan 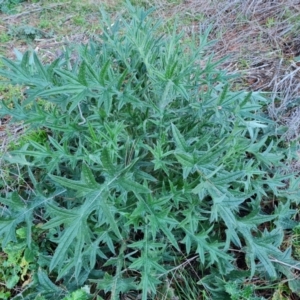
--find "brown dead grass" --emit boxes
[0,1,103,59]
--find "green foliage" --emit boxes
[0,81,23,105]
[225,281,265,300]
[0,226,40,299]
[293,224,300,260]
[8,129,48,151]
[0,0,25,13]
[62,288,90,300]
[0,3,299,299]
[0,32,10,43]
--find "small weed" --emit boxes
[38,18,53,29]
[62,289,90,300]
[266,17,276,29]
[238,58,250,69]
[283,8,300,35]
[0,83,23,104]
[0,32,10,43]
[73,15,85,26]
[225,281,264,300]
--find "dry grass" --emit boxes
[1,1,102,58]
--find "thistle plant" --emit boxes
[0,3,299,299]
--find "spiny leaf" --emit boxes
[118,177,150,194]
[54,69,82,85]
[50,221,82,272]
[210,171,244,186]
[20,50,30,71]
[68,90,88,113]
[101,147,116,175]
[81,163,99,188]
[171,123,188,151]
[100,198,122,239]
[7,191,24,210]
[0,218,18,246]
[83,58,100,83]
[33,51,49,81]
[38,84,86,97]
[174,152,194,167]
[1,57,28,79]
[217,83,229,105]
[247,240,277,279]
[99,60,111,85]
[49,174,95,192]
[42,203,79,229]
[78,61,88,86]
[37,269,62,292]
